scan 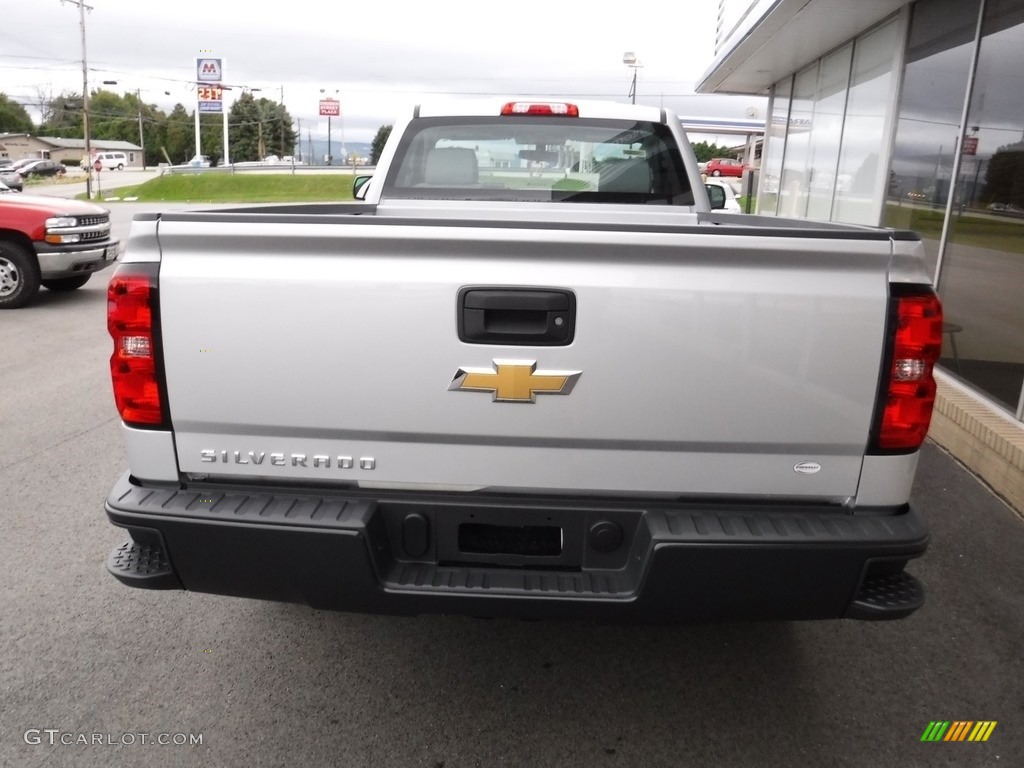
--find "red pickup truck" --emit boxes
[0,192,119,308]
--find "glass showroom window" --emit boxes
[832,20,901,225]
[883,0,982,275]
[804,44,852,221]
[759,76,791,215]
[777,64,818,218]
[937,0,1024,414]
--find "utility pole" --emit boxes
[279,84,285,159]
[136,88,146,170]
[62,0,94,198]
[340,112,347,168]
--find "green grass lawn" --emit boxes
[884,203,1024,255]
[89,173,357,203]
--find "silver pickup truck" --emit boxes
[104,99,943,622]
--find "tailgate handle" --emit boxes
[459,288,576,345]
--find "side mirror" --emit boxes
[353,175,372,200]
[705,183,727,210]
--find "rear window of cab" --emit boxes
[384,116,694,205]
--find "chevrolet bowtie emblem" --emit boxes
[449,360,581,403]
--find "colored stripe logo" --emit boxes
[921,721,997,742]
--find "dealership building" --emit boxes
[702,0,1024,511]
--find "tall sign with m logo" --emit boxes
[196,58,223,82]
[193,55,228,164]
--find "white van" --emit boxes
[85,152,129,171]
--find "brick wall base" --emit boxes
[928,370,1024,517]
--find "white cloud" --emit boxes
[1,0,765,142]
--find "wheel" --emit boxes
[42,274,91,291]
[116,163,124,171]
[711,169,722,177]
[0,241,41,309]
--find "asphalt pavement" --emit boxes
[0,204,1021,767]
[22,168,162,200]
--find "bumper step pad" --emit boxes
[845,571,924,620]
[107,541,182,590]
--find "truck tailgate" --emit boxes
[155,215,892,501]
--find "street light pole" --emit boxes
[622,51,642,105]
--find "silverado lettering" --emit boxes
[199,450,369,469]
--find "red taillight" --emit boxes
[874,290,943,451]
[108,264,164,426]
[500,101,579,117]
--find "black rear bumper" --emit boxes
[104,471,928,622]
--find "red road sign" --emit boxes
[93,159,103,172]
[961,136,978,156]
[319,99,340,117]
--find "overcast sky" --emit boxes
[1,0,767,143]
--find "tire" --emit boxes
[42,274,91,291]
[0,241,41,309]
[711,169,722,177]
[117,163,124,171]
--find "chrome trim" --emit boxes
[36,244,118,276]
[46,222,111,237]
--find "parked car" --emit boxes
[188,155,211,168]
[704,178,742,213]
[262,155,304,165]
[0,158,39,172]
[705,157,745,177]
[0,168,23,192]
[18,159,67,179]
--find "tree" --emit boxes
[0,93,34,133]
[34,85,57,126]
[227,93,297,162]
[164,104,194,164]
[982,147,1024,208]
[39,92,84,137]
[371,124,392,165]
[691,141,738,163]
[227,92,263,161]
[90,90,141,144]
[199,112,223,165]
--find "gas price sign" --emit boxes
[198,84,224,113]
